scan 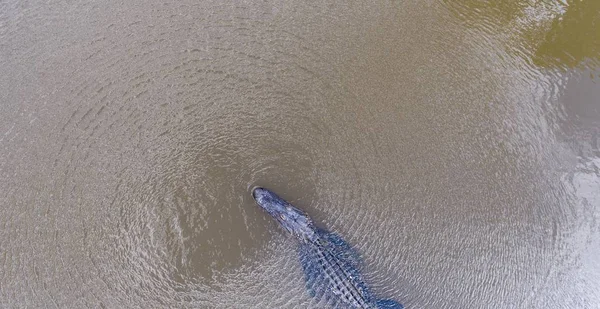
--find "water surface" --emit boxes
[1,1,599,308]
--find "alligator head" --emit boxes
[252,187,315,242]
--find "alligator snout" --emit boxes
[251,187,265,199]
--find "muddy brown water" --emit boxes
[1,1,599,308]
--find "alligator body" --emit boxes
[252,187,403,309]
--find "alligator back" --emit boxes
[297,228,403,309]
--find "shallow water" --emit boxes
[1,1,599,308]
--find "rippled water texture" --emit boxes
[1,1,599,308]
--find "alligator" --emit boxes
[252,187,403,309]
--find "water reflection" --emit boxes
[443,0,600,70]
[439,0,600,305]
[534,1,600,69]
